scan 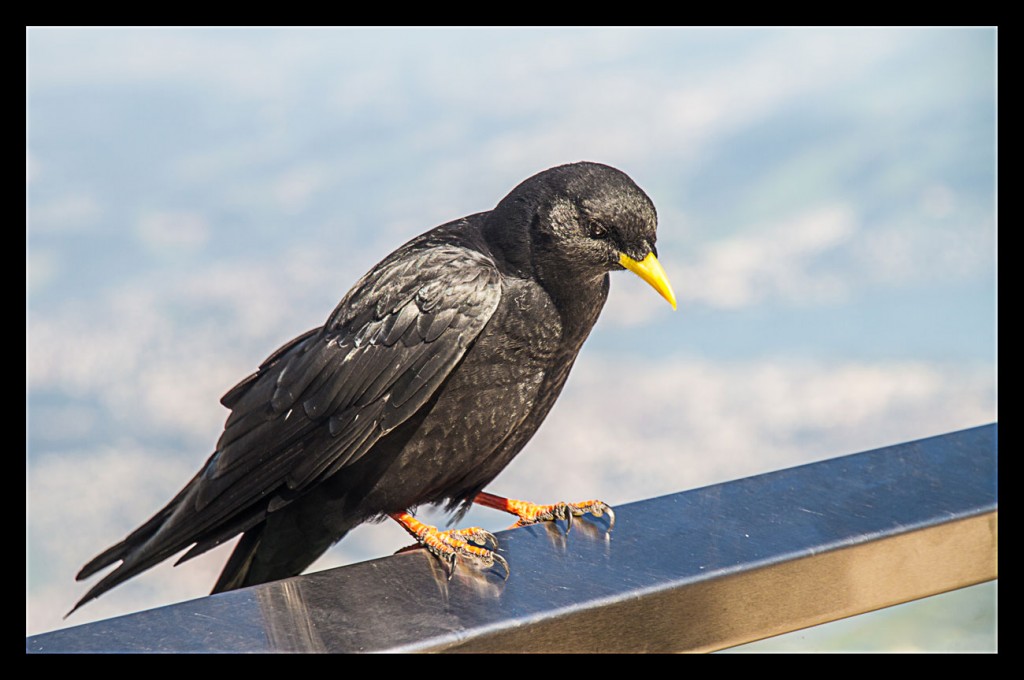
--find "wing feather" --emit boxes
[203,241,501,513]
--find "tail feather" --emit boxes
[68,537,188,617]
[75,502,179,583]
[211,526,264,594]
[69,472,204,616]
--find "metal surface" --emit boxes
[28,423,997,653]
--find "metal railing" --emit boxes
[27,423,997,653]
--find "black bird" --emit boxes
[71,161,676,613]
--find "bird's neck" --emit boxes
[480,200,534,279]
[542,266,610,347]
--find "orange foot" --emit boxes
[474,491,616,533]
[390,512,509,580]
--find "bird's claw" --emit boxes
[491,552,510,580]
[455,527,499,550]
[512,499,615,534]
[431,540,509,581]
[583,501,615,531]
[413,524,506,581]
[442,549,457,580]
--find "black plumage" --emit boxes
[72,161,675,612]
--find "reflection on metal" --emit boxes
[27,424,997,653]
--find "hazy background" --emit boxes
[27,27,996,650]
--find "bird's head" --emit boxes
[486,161,676,310]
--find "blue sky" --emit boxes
[27,28,996,649]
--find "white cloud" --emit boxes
[271,163,331,214]
[446,30,905,172]
[27,150,40,184]
[921,184,956,219]
[137,212,210,251]
[30,192,103,233]
[27,250,58,291]
[27,247,361,448]
[674,205,856,311]
[30,29,305,101]
[854,212,995,286]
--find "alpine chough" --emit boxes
[71,161,676,613]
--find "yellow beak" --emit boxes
[619,252,677,310]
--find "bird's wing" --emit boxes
[74,237,502,602]
[202,239,502,514]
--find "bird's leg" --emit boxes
[473,491,616,533]
[389,512,509,580]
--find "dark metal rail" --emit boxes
[27,423,997,653]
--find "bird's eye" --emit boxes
[589,223,608,239]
